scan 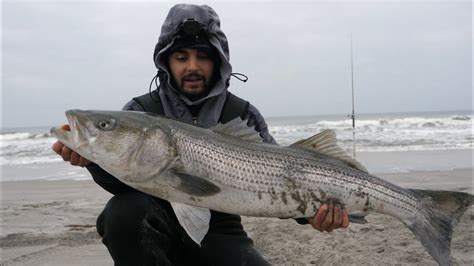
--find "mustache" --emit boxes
[183,72,206,81]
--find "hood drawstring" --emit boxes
[230,72,248,83]
[148,70,166,103]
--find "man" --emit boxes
[52,4,349,265]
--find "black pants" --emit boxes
[96,191,270,266]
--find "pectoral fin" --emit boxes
[170,202,211,245]
[168,169,221,197]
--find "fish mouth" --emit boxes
[50,109,96,151]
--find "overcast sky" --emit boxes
[2,0,472,128]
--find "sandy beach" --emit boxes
[1,165,473,265]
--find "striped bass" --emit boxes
[51,109,473,266]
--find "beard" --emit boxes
[177,71,214,101]
[181,72,208,94]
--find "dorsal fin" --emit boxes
[289,129,368,173]
[211,117,263,143]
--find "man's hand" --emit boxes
[308,204,349,232]
[52,124,91,167]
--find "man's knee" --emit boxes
[98,191,148,234]
[96,191,180,265]
[96,191,174,238]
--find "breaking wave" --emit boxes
[268,112,473,152]
[1,111,472,166]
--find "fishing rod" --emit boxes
[350,33,356,158]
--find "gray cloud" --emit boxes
[2,1,471,128]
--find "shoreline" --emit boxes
[2,168,473,265]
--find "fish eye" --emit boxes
[96,119,116,131]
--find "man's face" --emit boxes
[168,48,215,96]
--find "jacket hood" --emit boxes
[153,4,232,107]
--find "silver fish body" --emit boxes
[51,110,473,266]
[168,121,417,221]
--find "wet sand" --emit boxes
[1,168,473,265]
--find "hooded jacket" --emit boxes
[126,4,275,139]
[151,4,232,127]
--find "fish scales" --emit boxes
[170,123,421,219]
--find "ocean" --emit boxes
[267,110,472,150]
[1,110,472,181]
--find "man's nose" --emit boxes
[186,56,199,71]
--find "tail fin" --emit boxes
[406,190,473,266]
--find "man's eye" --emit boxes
[176,56,187,61]
[198,53,209,59]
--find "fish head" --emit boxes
[51,109,176,182]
